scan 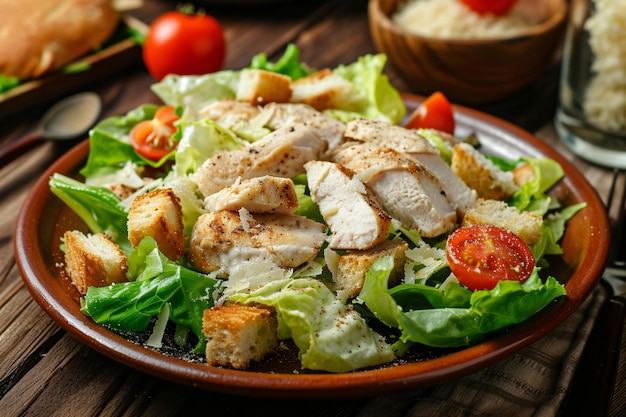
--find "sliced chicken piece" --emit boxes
[343,119,477,217]
[200,98,260,128]
[199,98,270,141]
[304,160,390,250]
[343,118,436,155]
[254,102,346,151]
[194,123,327,196]
[333,142,457,238]
[189,210,327,277]
[204,176,299,214]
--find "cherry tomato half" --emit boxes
[459,0,518,16]
[129,106,180,161]
[404,91,455,135]
[446,224,536,291]
[143,11,226,81]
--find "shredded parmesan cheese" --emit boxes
[392,0,538,39]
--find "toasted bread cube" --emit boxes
[461,199,543,245]
[335,240,408,298]
[451,142,519,201]
[290,68,357,111]
[127,188,185,261]
[203,303,278,370]
[64,231,128,296]
[236,69,292,105]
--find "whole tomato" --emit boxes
[143,10,226,81]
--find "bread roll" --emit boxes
[0,0,119,80]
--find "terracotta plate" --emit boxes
[14,94,609,398]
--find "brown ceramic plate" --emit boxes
[14,94,609,398]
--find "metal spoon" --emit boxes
[0,92,101,167]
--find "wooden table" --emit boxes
[0,0,624,415]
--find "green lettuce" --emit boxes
[80,104,163,177]
[49,173,131,254]
[173,118,247,177]
[248,43,313,80]
[329,54,406,125]
[151,70,240,116]
[81,237,218,352]
[359,256,566,348]
[230,278,394,372]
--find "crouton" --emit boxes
[203,303,278,370]
[127,188,185,261]
[204,176,299,214]
[64,231,128,296]
[451,142,519,200]
[236,69,292,105]
[290,68,357,111]
[512,162,535,187]
[462,199,543,245]
[335,240,408,298]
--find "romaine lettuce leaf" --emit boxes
[359,256,566,348]
[80,104,162,177]
[81,237,218,352]
[248,43,313,80]
[174,118,247,177]
[49,173,131,253]
[151,70,240,117]
[230,278,394,372]
[329,54,406,125]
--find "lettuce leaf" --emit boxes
[329,54,406,125]
[151,70,240,117]
[248,43,313,80]
[80,104,162,177]
[230,278,394,372]
[49,173,131,254]
[510,157,564,214]
[174,118,247,177]
[81,237,218,352]
[359,256,566,348]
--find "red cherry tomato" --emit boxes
[129,106,180,161]
[459,0,518,16]
[404,92,455,135]
[446,224,536,291]
[143,11,226,81]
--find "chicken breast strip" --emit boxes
[189,210,327,276]
[254,102,346,151]
[195,123,327,196]
[333,142,457,238]
[204,176,299,214]
[305,160,390,250]
[343,119,477,217]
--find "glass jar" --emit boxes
[555,0,626,169]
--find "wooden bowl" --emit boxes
[368,0,567,104]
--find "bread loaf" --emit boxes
[0,0,119,80]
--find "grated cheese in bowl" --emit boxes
[392,0,538,39]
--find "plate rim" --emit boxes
[14,93,610,398]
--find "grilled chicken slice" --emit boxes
[195,123,327,196]
[204,176,299,214]
[343,119,477,217]
[200,98,261,128]
[189,210,327,277]
[254,102,346,151]
[333,142,457,238]
[304,160,390,250]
